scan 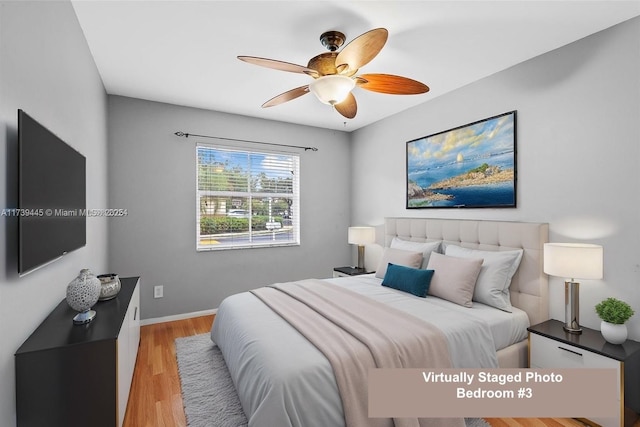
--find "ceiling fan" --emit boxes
[238,28,429,119]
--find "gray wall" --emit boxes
[0,2,108,426]
[350,17,640,340]
[107,96,352,319]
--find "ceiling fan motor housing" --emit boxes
[320,31,346,52]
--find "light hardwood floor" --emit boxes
[485,420,584,427]
[123,314,215,427]
[122,315,632,427]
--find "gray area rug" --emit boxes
[175,333,490,427]
[176,333,248,427]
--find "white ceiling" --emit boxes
[71,1,640,132]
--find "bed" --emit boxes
[211,218,549,427]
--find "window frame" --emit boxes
[195,143,300,251]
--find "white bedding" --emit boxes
[332,274,530,352]
[211,274,529,427]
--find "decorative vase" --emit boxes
[66,269,101,324]
[600,321,627,345]
[97,273,121,301]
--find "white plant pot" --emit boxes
[600,321,627,345]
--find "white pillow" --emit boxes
[445,245,524,312]
[426,252,483,307]
[390,237,441,269]
[374,248,423,279]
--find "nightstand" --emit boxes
[528,319,640,427]
[333,266,372,278]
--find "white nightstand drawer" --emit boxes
[530,333,623,427]
[530,334,620,368]
[530,333,621,391]
[527,320,640,427]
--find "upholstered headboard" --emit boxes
[384,218,549,326]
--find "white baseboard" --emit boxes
[140,308,217,326]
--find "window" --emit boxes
[196,144,300,250]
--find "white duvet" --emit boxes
[210,274,529,427]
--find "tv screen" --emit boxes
[18,109,86,275]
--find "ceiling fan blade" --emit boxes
[262,85,310,108]
[238,56,316,75]
[356,73,429,95]
[334,92,357,119]
[335,28,388,73]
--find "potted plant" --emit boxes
[595,297,635,344]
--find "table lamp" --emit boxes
[348,226,375,270]
[543,242,603,334]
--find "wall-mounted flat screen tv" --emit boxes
[18,109,86,275]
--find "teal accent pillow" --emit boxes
[381,263,434,298]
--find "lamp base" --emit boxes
[564,280,582,334]
[563,324,582,334]
[357,245,365,270]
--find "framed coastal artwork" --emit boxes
[406,111,517,209]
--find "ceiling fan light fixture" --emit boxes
[239,28,427,119]
[309,75,355,106]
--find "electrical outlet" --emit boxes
[154,285,163,299]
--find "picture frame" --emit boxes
[406,111,517,209]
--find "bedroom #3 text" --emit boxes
[368,368,617,418]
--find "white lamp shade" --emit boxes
[348,227,375,245]
[543,243,603,280]
[309,75,356,105]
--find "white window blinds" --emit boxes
[196,144,300,250]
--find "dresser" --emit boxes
[15,276,141,427]
[528,319,640,427]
